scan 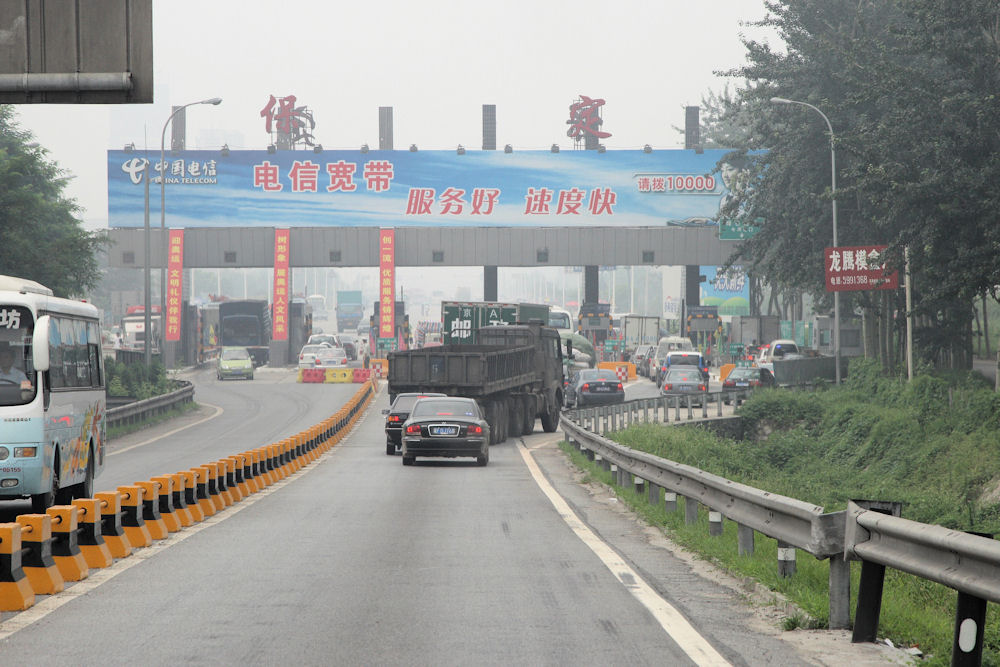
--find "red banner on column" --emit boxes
[165,229,184,342]
[379,229,395,339]
[272,228,291,341]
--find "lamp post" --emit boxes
[770,97,840,383]
[158,97,222,359]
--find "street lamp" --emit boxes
[158,97,222,360]
[770,96,841,383]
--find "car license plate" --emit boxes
[679,386,691,391]
[736,382,749,387]
[430,425,458,436]
[593,385,611,392]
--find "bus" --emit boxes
[0,275,106,512]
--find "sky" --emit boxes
[12,0,778,230]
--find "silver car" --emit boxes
[298,344,348,369]
[659,366,708,406]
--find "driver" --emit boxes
[0,344,29,385]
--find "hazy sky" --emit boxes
[12,0,778,229]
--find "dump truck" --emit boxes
[387,322,565,445]
[335,290,364,332]
[441,301,550,344]
[218,300,271,366]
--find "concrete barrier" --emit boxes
[151,475,182,533]
[117,485,153,548]
[180,471,205,523]
[0,523,34,611]
[95,491,133,558]
[135,480,168,540]
[16,514,63,595]
[46,506,89,582]
[72,499,114,569]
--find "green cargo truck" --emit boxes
[441,301,550,344]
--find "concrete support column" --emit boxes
[484,266,498,301]
[584,265,599,304]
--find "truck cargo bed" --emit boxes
[388,344,538,397]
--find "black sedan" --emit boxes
[382,392,446,455]
[722,366,775,403]
[566,369,625,408]
[400,397,490,466]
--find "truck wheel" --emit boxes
[521,395,535,435]
[540,393,561,433]
[484,401,498,445]
[509,398,523,438]
[496,400,508,443]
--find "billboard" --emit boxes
[107,149,744,229]
[825,245,898,292]
[699,265,750,317]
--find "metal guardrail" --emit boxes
[564,392,1000,664]
[106,380,194,429]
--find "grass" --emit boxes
[558,360,1000,666]
[107,401,200,440]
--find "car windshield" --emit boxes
[772,342,798,357]
[667,369,699,381]
[593,371,619,381]
[411,399,480,418]
[391,393,445,412]
[669,354,701,366]
[576,370,600,382]
[728,369,756,379]
[301,345,329,355]
[221,348,250,360]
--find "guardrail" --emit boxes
[563,393,1000,664]
[106,380,194,429]
[561,400,852,630]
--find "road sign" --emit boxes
[376,337,397,352]
[719,217,762,241]
[727,342,744,355]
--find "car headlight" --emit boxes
[0,447,8,460]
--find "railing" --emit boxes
[562,393,1000,664]
[106,380,194,429]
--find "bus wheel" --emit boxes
[76,451,95,499]
[31,463,59,513]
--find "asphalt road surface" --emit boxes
[0,367,906,665]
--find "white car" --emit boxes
[307,333,340,347]
[298,344,348,369]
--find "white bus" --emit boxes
[0,275,106,512]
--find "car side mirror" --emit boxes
[381,408,389,415]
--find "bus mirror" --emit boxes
[32,315,50,372]
[565,340,573,357]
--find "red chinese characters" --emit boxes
[825,245,898,292]
[165,230,184,342]
[272,229,291,340]
[566,95,612,140]
[379,230,395,339]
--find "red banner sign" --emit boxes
[272,229,290,340]
[825,245,898,292]
[379,229,395,338]
[165,230,184,341]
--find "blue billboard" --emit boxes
[700,265,750,317]
[107,148,741,229]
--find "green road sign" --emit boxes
[727,342,744,355]
[719,217,762,241]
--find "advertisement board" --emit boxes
[271,229,290,340]
[108,149,746,229]
[699,265,750,317]
[379,230,395,338]
[825,245,898,292]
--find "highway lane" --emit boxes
[0,371,884,665]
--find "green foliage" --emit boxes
[711,1,1000,365]
[0,106,106,297]
[104,357,171,399]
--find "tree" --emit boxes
[0,106,106,297]
[707,0,1000,369]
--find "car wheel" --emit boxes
[402,456,415,466]
[386,441,396,456]
[476,450,489,466]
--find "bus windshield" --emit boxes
[0,305,35,406]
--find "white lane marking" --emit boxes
[108,403,224,456]
[0,392,377,641]
[517,440,731,667]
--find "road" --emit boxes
[0,366,904,665]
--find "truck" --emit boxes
[414,320,442,348]
[387,322,565,445]
[441,301,550,344]
[621,315,661,355]
[121,305,161,351]
[335,290,364,332]
[218,300,271,366]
